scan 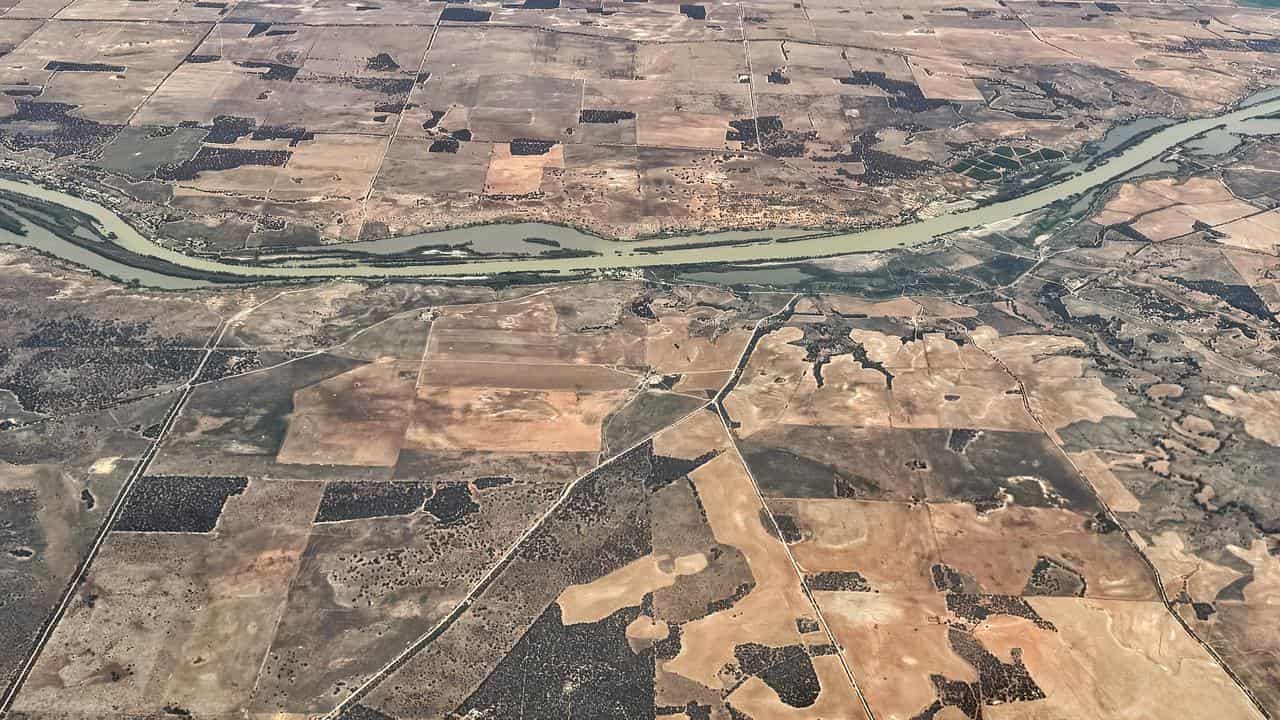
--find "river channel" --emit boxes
[2,92,1280,289]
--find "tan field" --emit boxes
[980,598,1264,720]
[408,386,628,453]
[772,499,940,593]
[818,592,976,720]
[928,503,1157,600]
[277,359,418,467]
[663,452,816,689]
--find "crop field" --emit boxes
[3,0,1280,716]
[6,128,1280,715]
[0,0,1278,248]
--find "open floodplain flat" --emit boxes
[3,0,1280,718]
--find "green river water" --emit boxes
[2,91,1280,289]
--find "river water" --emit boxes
[2,93,1279,289]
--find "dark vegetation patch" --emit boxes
[155,147,291,181]
[580,109,635,124]
[917,627,1046,718]
[429,137,459,152]
[314,481,432,522]
[806,570,873,591]
[733,643,821,707]
[251,124,314,145]
[453,604,652,718]
[707,581,753,614]
[193,349,261,383]
[0,317,201,413]
[1022,556,1086,596]
[770,512,802,542]
[967,254,1036,288]
[16,318,156,347]
[113,476,248,532]
[204,115,257,144]
[474,476,513,489]
[423,483,479,524]
[235,60,299,81]
[441,6,490,20]
[837,71,950,112]
[44,61,125,73]
[510,138,557,155]
[336,704,397,720]
[947,593,1056,631]
[648,449,718,491]
[679,3,705,19]
[0,100,119,156]
[931,563,968,592]
[844,130,935,184]
[947,428,981,454]
[1192,602,1215,621]
[373,101,406,114]
[365,52,400,72]
[726,115,815,158]
[740,443,881,499]
[602,393,706,457]
[421,110,446,129]
[350,77,415,95]
[1169,277,1276,321]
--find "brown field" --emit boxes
[408,386,627,453]
[928,503,1157,600]
[970,327,1135,435]
[1191,604,1280,715]
[907,56,983,101]
[729,325,1040,435]
[12,480,323,716]
[1068,450,1142,513]
[1097,177,1263,241]
[980,598,1264,719]
[1216,210,1280,255]
[7,0,1280,710]
[3,0,1277,243]
[650,409,732,461]
[776,355,894,428]
[1138,530,1245,602]
[427,325,647,367]
[818,592,975,720]
[484,143,565,196]
[772,499,940,593]
[557,552,708,625]
[277,359,417,467]
[645,311,754,374]
[1205,387,1280,446]
[636,111,732,150]
[418,359,638,391]
[727,654,868,720]
[663,452,816,689]
[721,326,808,437]
[0,20,206,123]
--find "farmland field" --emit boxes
[3,0,1280,718]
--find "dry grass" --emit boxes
[663,452,814,689]
[1205,386,1280,446]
